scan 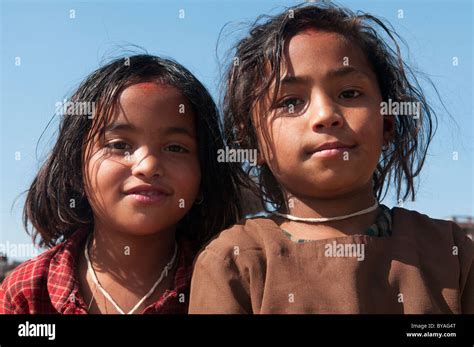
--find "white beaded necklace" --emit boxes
[274,201,379,223]
[84,234,178,314]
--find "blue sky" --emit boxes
[1,0,472,260]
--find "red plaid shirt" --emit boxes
[0,229,196,314]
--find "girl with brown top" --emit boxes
[189,3,473,314]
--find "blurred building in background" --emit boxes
[0,253,22,283]
[450,216,474,241]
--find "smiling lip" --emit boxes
[124,185,170,205]
[308,141,357,158]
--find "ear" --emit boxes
[382,115,395,144]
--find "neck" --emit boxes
[279,181,378,237]
[285,181,376,218]
[87,223,177,289]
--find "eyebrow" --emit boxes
[280,66,372,86]
[326,66,372,80]
[105,123,137,132]
[280,75,312,86]
[163,126,195,138]
[105,122,195,138]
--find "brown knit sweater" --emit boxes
[189,207,473,314]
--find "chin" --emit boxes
[117,215,176,235]
[291,177,360,199]
[121,225,172,237]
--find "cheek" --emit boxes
[348,114,384,175]
[170,157,201,196]
[86,156,128,200]
[266,119,300,160]
[349,110,384,149]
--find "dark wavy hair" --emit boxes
[222,3,438,212]
[24,54,242,248]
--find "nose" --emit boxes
[309,91,344,130]
[131,150,163,179]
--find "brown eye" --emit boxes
[165,144,188,153]
[278,97,304,110]
[105,141,131,151]
[339,89,362,99]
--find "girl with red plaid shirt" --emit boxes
[0,55,242,314]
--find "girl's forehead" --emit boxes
[133,81,161,90]
[119,82,188,108]
[281,29,374,80]
[122,81,174,95]
[88,82,193,137]
[287,29,348,49]
[112,83,194,128]
[286,30,362,61]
